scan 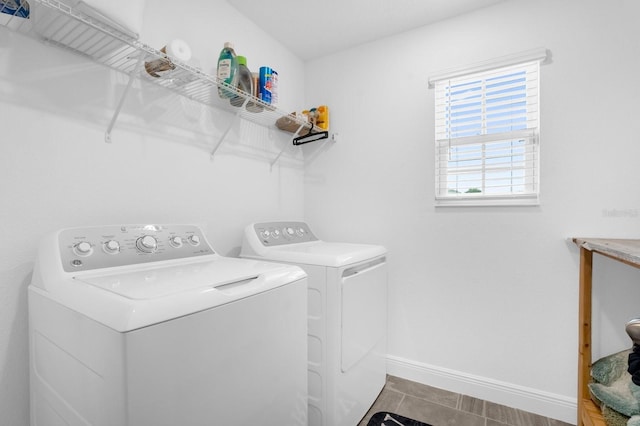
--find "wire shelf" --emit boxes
[0,0,319,143]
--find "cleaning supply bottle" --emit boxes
[230,55,253,107]
[306,108,318,128]
[317,105,329,130]
[217,42,238,99]
[271,70,278,106]
[247,71,264,113]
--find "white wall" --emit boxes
[303,0,640,423]
[0,1,306,424]
[4,1,640,425]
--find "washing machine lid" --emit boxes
[249,240,387,267]
[35,257,306,332]
[76,257,287,299]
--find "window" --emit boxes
[430,49,547,206]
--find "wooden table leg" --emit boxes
[578,247,593,426]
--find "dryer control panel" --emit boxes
[58,224,215,272]
[253,221,318,246]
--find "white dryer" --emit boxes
[29,224,308,426]
[241,221,388,426]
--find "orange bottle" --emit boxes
[316,105,329,130]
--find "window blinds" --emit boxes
[433,60,541,205]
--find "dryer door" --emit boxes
[340,257,387,372]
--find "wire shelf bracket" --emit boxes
[104,54,144,143]
[270,122,307,169]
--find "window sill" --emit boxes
[434,195,540,207]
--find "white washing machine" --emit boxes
[241,221,388,426]
[29,224,308,426]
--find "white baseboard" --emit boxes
[386,354,577,425]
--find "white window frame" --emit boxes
[429,48,549,207]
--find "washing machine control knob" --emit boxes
[188,235,200,246]
[286,227,295,236]
[170,236,183,248]
[103,240,120,254]
[136,235,158,253]
[74,241,93,257]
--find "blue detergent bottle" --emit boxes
[217,42,238,99]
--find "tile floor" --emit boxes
[358,375,575,426]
